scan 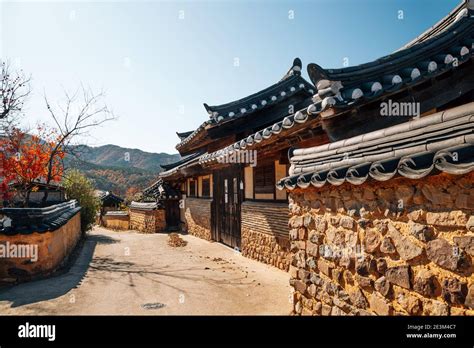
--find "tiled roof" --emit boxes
[142,179,180,200]
[401,0,473,49]
[159,151,205,177]
[105,211,129,217]
[130,201,159,211]
[176,131,193,140]
[100,192,124,205]
[0,200,81,235]
[306,7,473,114]
[176,58,314,150]
[160,152,200,171]
[276,102,474,190]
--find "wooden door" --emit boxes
[165,200,180,231]
[212,166,242,250]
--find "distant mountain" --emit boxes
[65,144,181,196]
[68,144,180,172]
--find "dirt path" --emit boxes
[0,227,291,315]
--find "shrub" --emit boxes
[63,169,100,234]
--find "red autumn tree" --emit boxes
[0,125,65,206]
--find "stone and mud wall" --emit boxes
[0,212,81,282]
[288,172,474,316]
[129,209,165,233]
[241,201,291,271]
[102,213,130,230]
[184,198,212,240]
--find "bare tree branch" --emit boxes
[41,85,116,204]
[0,60,31,122]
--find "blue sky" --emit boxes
[1,0,460,154]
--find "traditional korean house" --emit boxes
[157,58,323,270]
[99,191,124,213]
[158,0,474,275]
[275,0,474,315]
[142,178,181,231]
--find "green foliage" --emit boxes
[63,169,100,234]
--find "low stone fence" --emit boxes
[184,197,212,240]
[102,211,130,230]
[0,200,82,282]
[129,202,165,233]
[241,201,291,271]
[288,173,474,316]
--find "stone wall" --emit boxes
[103,214,130,230]
[288,172,474,316]
[129,209,165,233]
[241,201,291,271]
[185,198,212,240]
[0,212,81,282]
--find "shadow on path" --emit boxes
[0,237,99,308]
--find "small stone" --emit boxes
[310,272,324,286]
[426,239,462,272]
[397,294,422,315]
[330,216,340,226]
[289,228,298,241]
[298,269,310,282]
[293,280,307,294]
[321,304,332,315]
[295,301,302,314]
[339,254,352,268]
[289,216,304,228]
[303,214,315,228]
[297,228,307,240]
[333,297,351,312]
[407,209,425,223]
[423,300,449,316]
[374,276,391,297]
[323,281,338,296]
[307,241,319,257]
[355,274,373,290]
[453,235,474,256]
[374,220,388,235]
[441,278,467,305]
[292,250,306,268]
[314,302,322,314]
[380,237,396,254]
[307,284,317,297]
[467,216,474,232]
[350,288,368,309]
[317,259,333,277]
[355,256,370,276]
[309,230,324,244]
[331,306,346,316]
[465,284,474,309]
[364,229,381,253]
[413,270,436,297]
[289,266,298,279]
[343,270,354,284]
[376,258,387,274]
[369,293,392,315]
[340,216,355,230]
[385,265,411,289]
[408,220,434,242]
[358,218,371,229]
[387,224,424,261]
[426,211,467,227]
